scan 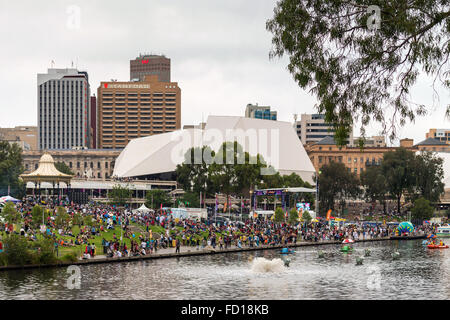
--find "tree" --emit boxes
[274,207,285,223]
[146,189,172,209]
[208,142,240,198]
[381,148,416,213]
[302,210,312,223]
[267,1,450,144]
[175,146,214,195]
[411,197,434,221]
[360,166,388,213]
[411,151,444,202]
[0,141,24,198]
[318,162,361,215]
[54,162,74,175]
[258,170,284,189]
[108,185,132,206]
[55,206,69,229]
[288,208,299,225]
[282,173,305,187]
[31,205,45,227]
[0,202,18,224]
[179,191,200,208]
[72,212,83,227]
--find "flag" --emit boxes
[215,194,218,212]
[299,208,303,220]
[326,209,332,220]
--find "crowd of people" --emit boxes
[0,197,438,260]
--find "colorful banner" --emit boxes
[254,190,283,196]
[326,209,332,220]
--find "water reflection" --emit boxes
[0,240,449,300]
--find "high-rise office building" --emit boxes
[245,103,277,120]
[38,68,90,150]
[90,95,97,149]
[294,113,353,146]
[97,75,181,149]
[130,54,171,82]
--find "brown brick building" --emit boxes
[305,136,417,176]
[0,126,38,150]
[22,149,121,180]
[130,54,170,82]
[97,75,181,149]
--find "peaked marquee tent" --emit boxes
[113,116,316,184]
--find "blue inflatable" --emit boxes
[280,248,295,254]
[397,221,414,233]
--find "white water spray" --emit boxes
[251,257,286,273]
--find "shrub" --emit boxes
[3,234,33,266]
[302,210,312,223]
[60,251,78,263]
[288,208,299,225]
[274,207,285,223]
[0,252,7,266]
[411,197,434,221]
[33,238,57,265]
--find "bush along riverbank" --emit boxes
[0,234,79,267]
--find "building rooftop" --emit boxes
[314,136,337,145]
[414,137,447,146]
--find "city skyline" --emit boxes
[0,0,449,147]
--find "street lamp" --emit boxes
[316,170,321,217]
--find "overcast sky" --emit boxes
[0,0,448,146]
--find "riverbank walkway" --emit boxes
[0,234,425,271]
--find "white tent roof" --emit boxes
[133,203,153,214]
[113,116,316,183]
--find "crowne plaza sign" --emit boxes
[103,83,150,89]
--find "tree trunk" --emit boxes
[397,195,401,214]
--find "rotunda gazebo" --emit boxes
[20,153,73,198]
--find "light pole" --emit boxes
[315,170,321,217]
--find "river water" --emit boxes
[0,240,449,300]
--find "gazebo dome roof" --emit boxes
[39,153,56,163]
[20,152,73,184]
